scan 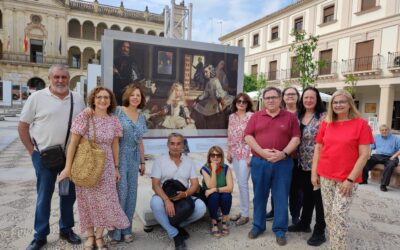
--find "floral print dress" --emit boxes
[71,112,129,233]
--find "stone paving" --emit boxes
[0,116,400,250]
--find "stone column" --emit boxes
[378,84,395,128]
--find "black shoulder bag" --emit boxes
[33,93,74,171]
[162,179,195,226]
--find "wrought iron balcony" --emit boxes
[341,55,382,75]
[388,52,400,72]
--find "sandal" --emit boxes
[123,234,134,243]
[236,216,249,226]
[210,223,221,238]
[84,235,95,250]
[221,221,230,236]
[96,237,108,250]
[107,235,119,246]
[230,213,241,222]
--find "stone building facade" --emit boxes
[220,0,400,129]
[0,0,171,96]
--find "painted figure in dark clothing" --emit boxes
[113,41,143,104]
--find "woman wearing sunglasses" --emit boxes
[227,93,253,226]
[200,146,234,238]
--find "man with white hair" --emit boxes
[362,124,400,191]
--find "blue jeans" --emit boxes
[150,195,206,239]
[206,192,232,220]
[250,156,293,237]
[31,151,76,240]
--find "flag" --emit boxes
[23,32,28,53]
[58,35,62,55]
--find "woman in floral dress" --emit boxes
[227,93,253,226]
[59,86,129,250]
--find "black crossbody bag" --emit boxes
[33,93,74,171]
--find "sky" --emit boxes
[87,0,295,43]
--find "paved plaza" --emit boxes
[0,116,399,250]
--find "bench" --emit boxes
[370,164,400,188]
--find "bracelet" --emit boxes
[115,165,119,168]
[283,151,289,159]
[140,162,145,165]
[346,178,354,183]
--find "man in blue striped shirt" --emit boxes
[362,124,400,191]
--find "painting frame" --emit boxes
[102,30,244,139]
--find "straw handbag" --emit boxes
[71,117,105,188]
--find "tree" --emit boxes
[243,73,268,110]
[344,74,359,98]
[290,30,325,89]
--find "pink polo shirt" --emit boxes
[244,109,301,158]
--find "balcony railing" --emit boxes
[341,55,382,74]
[318,61,337,75]
[0,52,67,65]
[388,52,400,68]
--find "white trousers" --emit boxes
[232,157,251,217]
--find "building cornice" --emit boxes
[219,0,315,41]
[66,0,164,24]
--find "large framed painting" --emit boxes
[102,30,244,139]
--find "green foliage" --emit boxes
[344,74,359,97]
[243,73,267,97]
[290,30,324,90]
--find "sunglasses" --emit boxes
[210,153,222,158]
[237,100,248,105]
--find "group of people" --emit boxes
[20,64,389,250]
[19,65,147,250]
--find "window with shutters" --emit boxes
[253,34,259,47]
[271,26,279,40]
[355,40,374,71]
[361,0,376,11]
[291,57,300,78]
[323,5,334,23]
[319,49,333,75]
[294,17,303,32]
[268,61,277,80]
[251,64,258,78]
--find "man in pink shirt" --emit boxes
[245,86,300,246]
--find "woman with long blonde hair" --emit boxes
[311,89,373,249]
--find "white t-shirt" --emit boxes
[20,87,86,151]
[151,154,198,188]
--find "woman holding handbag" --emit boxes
[108,84,148,244]
[58,86,129,250]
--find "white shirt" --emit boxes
[20,87,86,151]
[151,154,198,188]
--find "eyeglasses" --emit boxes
[95,96,110,100]
[284,93,297,97]
[210,153,222,158]
[332,100,348,106]
[237,100,248,105]
[263,96,280,101]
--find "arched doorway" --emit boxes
[148,30,156,36]
[110,24,121,31]
[27,77,46,95]
[82,47,95,69]
[70,75,86,93]
[97,22,107,41]
[0,40,3,59]
[123,26,133,32]
[68,46,81,68]
[82,20,95,40]
[68,19,81,38]
[136,28,145,34]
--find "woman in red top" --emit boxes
[311,90,373,249]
